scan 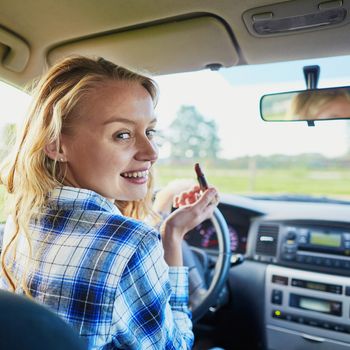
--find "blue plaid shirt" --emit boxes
[0,186,193,349]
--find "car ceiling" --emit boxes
[1,0,350,88]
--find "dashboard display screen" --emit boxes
[299,296,331,313]
[290,293,342,316]
[185,219,247,253]
[309,230,341,248]
[305,281,327,292]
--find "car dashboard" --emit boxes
[185,203,252,255]
[187,194,350,350]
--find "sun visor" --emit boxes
[0,26,30,73]
[47,16,238,75]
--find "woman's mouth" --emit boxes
[120,170,149,184]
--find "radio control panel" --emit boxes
[278,225,350,275]
[251,220,350,276]
[266,265,350,346]
[282,225,350,257]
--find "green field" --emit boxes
[154,165,350,197]
[1,165,350,223]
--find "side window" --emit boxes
[0,81,31,224]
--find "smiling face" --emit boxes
[60,80,158,202]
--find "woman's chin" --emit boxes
[117,190,147,202]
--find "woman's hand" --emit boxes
[160,185,219,266]
[153,179,196,217]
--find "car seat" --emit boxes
[0,289,87,350]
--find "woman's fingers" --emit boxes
[173,193,186,207]
[174,187,219,220]
[161,186,220,258]
[173,185,201,208]
[193,187,219,210]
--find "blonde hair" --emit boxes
[0,56,159,294]
[290,88,350,119]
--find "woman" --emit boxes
[290,88,350,120]
[0,56,218,349]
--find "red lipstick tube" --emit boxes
[194,163,208,191]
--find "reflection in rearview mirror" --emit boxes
[260,86,350,122]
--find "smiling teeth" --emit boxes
[122,170,149,178]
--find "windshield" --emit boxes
[153,55,350,202]
[1,55,350,224]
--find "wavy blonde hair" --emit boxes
[0,56,159,294]
[290,88,350,119]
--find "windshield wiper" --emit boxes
[246,194,350,205]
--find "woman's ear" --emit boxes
[44,141,66,162]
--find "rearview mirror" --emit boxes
[260,86,350,122]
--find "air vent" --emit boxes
[256,224,279,256]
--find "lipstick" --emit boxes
[194,163,208,191]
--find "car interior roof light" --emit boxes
[253,8,347,35]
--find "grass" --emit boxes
[1,165,350,223]
[154,165,350,198]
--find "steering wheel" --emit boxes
[182,207,231,322]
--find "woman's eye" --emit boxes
[115,132,131,140]
[146,128,157,138]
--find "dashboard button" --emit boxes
[272,275,288,285]
[286,229,297,240]
[282,253,296,261]
[345,286,350,296]
[314,257,322,265]
[291,279,302,287]
[272,310,285,319]
[283,245,297,253]
[324,258,332,267]
[336,286,342,294]
[285,313,293,322]
[306,319,319,328]
[296,316,305,324]
[341,260,350,269]
[329,286,343,294]
[311,256,322,265]
[333,259,341,268]
[305,256,313,264]
[298,234,308,244]
[296,255,305,263]
[322,321,331,330]
[333,324,346,333]
[271,289,283,305]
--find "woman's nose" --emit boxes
[135,136,158,162]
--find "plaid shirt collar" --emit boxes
[47,186,122,215]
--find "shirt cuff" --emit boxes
[168,266,189,307]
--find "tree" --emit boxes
[168,105,220,161]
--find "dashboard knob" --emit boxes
[286,230,297,241]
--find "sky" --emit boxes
[155,55,350,159]
[1,54,350,159]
